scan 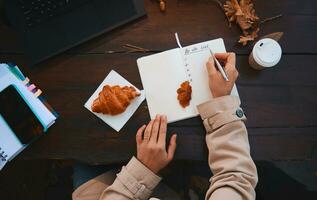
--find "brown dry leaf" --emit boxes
[224,0,260,45]
[177,81,192,108]
[238,28,259,45]
[231,0,243,15]
[240,0,259,21]
[224,1,238,22]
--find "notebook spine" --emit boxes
[0,147,8,162]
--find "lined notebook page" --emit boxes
[180,39,239,107]
[138,38,239,123]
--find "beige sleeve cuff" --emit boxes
[210,187,244,200]
[116,157,162,199]
[197,96,246,132]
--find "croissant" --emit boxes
[92,85,140,115]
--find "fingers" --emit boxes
[143,120,154,141]
[224,53,238,82]
[150,115,161,144]
[215,52,235,67]
[167,134,177,161]
[215,52,238,82]
[227,67,239,83]
[214,52,235,63]
[206,56,217,76]
[214,52,229,60]
[136,125,146,145]
[158,115,167,147]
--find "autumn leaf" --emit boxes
[223,0,260,45]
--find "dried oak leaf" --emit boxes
[177,81,192,108]
[224,0,260,45]
[240,0,259,21]
[224,0,240,22]
[238,0,259,30]
[238,27,259,46]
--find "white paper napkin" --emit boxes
[84,70,145,132]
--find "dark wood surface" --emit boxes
[0,0,316,164]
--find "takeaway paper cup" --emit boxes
[249,38,282,70]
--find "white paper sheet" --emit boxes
[84,70,145,132]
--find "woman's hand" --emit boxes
[206,52,239,98]
[136,115,177,174]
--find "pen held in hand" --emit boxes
[209,49,229,81]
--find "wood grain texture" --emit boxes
[1,0,316,54]
[0,0,316,164]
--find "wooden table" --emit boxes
[0,0,316,165]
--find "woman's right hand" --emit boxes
[206,52,239,98]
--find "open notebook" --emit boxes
[137,38,239,123]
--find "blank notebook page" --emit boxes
[138,49,195,122]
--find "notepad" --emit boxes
[137,38,239,123]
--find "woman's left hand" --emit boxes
[136,115,177,174]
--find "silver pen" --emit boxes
[209,49,229,81]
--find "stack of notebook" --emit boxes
[0,63,58,170]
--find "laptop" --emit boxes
[4,0,146,65]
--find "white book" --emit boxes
[137,38,239,123]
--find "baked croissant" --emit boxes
[92,85,140,115]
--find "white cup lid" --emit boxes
[253,38,282,68]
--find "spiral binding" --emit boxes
[0,147,8,162]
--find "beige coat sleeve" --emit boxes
[72,157,161,200]
[99,157,161,200]
[197,96,258,200]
